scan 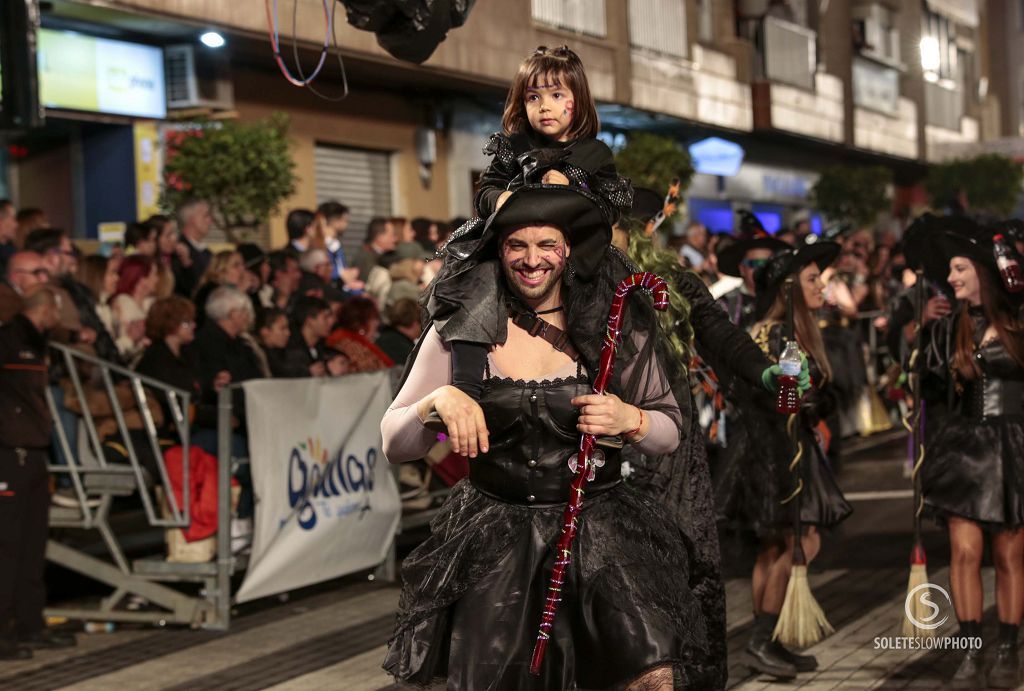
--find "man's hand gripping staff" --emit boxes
[529,272,670,675]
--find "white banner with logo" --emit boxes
[236,372,400,603]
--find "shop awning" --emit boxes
[924,0,978,27]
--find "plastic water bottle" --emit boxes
[993,234,1024,293]
[776,340,803,414]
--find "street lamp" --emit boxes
[200,31,225,49]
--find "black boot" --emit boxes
[987,622,1020,689]
[0,639,32,660]
[742,613,797,680]
[949,620,984,690]
[770,638,819,672]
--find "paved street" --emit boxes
[0,431,1016,690]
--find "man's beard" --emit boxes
[502,258,564,302]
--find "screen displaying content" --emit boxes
[37,28,166,119]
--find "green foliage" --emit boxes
[614,132,694,202]
[626,231,693,368]
[810,165,892,226]
[160,113,297,234]
[925,154,1024,216]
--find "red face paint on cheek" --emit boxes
[562,100,574,121]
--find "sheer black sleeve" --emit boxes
[677,271,770,393]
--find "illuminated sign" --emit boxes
[38,29,166,119]
[688,137,745,177]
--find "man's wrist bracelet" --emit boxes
[624,408,644,438]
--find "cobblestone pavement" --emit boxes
[0,433,1016,690]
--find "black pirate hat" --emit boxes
[753,240,841,320]
[444,183,612,279]
[717,210,791,277]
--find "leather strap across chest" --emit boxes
[510,311,581,362]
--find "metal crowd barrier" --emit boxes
[44,346,402,631]
[44,341,229,628]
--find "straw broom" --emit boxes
[773,277,834,648]
[902,271,935,638]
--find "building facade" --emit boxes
[1,0,1011,247]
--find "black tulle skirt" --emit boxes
[922,416,1024,529]
[383,479,712,690]
[715,419,852,538]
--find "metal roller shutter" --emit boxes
[314,144,393,259]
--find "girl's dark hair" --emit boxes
[952,259,1024,380]
[501,45,599,141]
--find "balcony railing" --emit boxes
[924,80,963,131]
[532,0,607,37]
[740,15,816,91]
[628,0,687,58]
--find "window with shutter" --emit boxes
[314,144,393,260]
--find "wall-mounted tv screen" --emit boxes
[37,28,166,119]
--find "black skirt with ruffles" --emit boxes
[383,479,712,690]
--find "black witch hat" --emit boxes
[753,241,841,320]
[903,213,995,296]
[443,183,612,279]
[717,210,792,277]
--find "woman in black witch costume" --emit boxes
[382,184,711,689]
[714,241,853,681]
[903,219,1024,690]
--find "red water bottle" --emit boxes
[775,340,802,414]
[993,234,1024,293]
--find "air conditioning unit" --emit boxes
[165,44,234,111]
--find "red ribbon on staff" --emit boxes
[529,271,670,676]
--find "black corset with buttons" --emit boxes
[962,307,1024,421]
[469,364,623,506]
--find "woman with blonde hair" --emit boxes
[192,250,245,326]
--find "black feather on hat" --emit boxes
[443,183,612,279]
[717,210,792,277]
[753,241,841,320]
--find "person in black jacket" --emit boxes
[0,285,77,659]
[172,199,214,298]
[191,286,261,521]
[283,296,334,378]
[135,296,216,435]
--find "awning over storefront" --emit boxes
[924,0,978,27]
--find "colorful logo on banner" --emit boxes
[287,436,378,530]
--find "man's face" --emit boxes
[326,214,349,240]
[187,202,213,240]
[275,258,301,293]
[687,223,708,250]
[378,223,398,252]
[499,224,569,302]
[310,308,333,339]
[739,247,774,291]
[7,252,50,293]
[0,205,16,242]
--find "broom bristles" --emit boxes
[902,563,937,638]
[772,564,834,648]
